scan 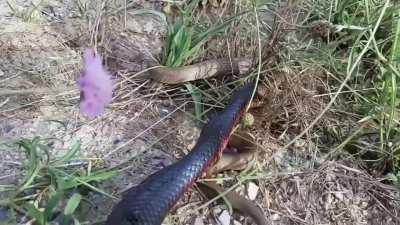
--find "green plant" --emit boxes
[24,191,82,225]
[1,137,117,224]
[161,6,239,67]
[7,0,45,22]
[301,0,400,172]
[160,1,241,123]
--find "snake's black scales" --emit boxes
[106,82,255,225]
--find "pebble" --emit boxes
[218,210,231,225]
[159,107,170,118]
[333,192,344,201]
[233,220,241,225]
[247,182,259,200]
[194,217,204,225]
[271,213,280,221]
[213,207,222,215]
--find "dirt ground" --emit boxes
[0,1,399,225]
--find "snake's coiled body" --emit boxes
[106,82,255,225]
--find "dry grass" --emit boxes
[0,0,399,225]
[260,160,400,225]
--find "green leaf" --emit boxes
[73,217,82,225]
[178,30,193,65]
[60,214,73,225]
[390,10,400,63]
[25,203,45,225]
[53,142,81,165]
[56,176,80,190]
[172,26,185,48]
[15,137,42,194]
[54,169,117,190]
[63,193,82,215]
[382,7,400,143]
[44,191,63,221]
[192,14,238,46]
[184,83,203,124]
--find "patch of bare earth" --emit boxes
[0,1,177,223]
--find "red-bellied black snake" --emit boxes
[106,61,266,225]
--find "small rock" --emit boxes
[271,213,280,221]
[159,107,170,117]
[273,150,285,165]
[256,84,268,98]
[334,192,344,201]
[294,139,306,148]
[360,200,368,208]
[3,124,13,133]
[194,217,204,225]
[247,182,259,200]
[213,207,222,215]
[235,185,245,196]
[233,220,241,225]
[238,59,251,75]
[218,210,231,225]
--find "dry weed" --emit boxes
[261,160,400,225]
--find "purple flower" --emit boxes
[77,48,113,119]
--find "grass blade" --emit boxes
[63,193,82,216]
[25,203,45,225]
[44,191,62,221]
[54,142,81,164]
[184,84,203,124]
[15,138,42,195]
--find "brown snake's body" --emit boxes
[147,58,251,84]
